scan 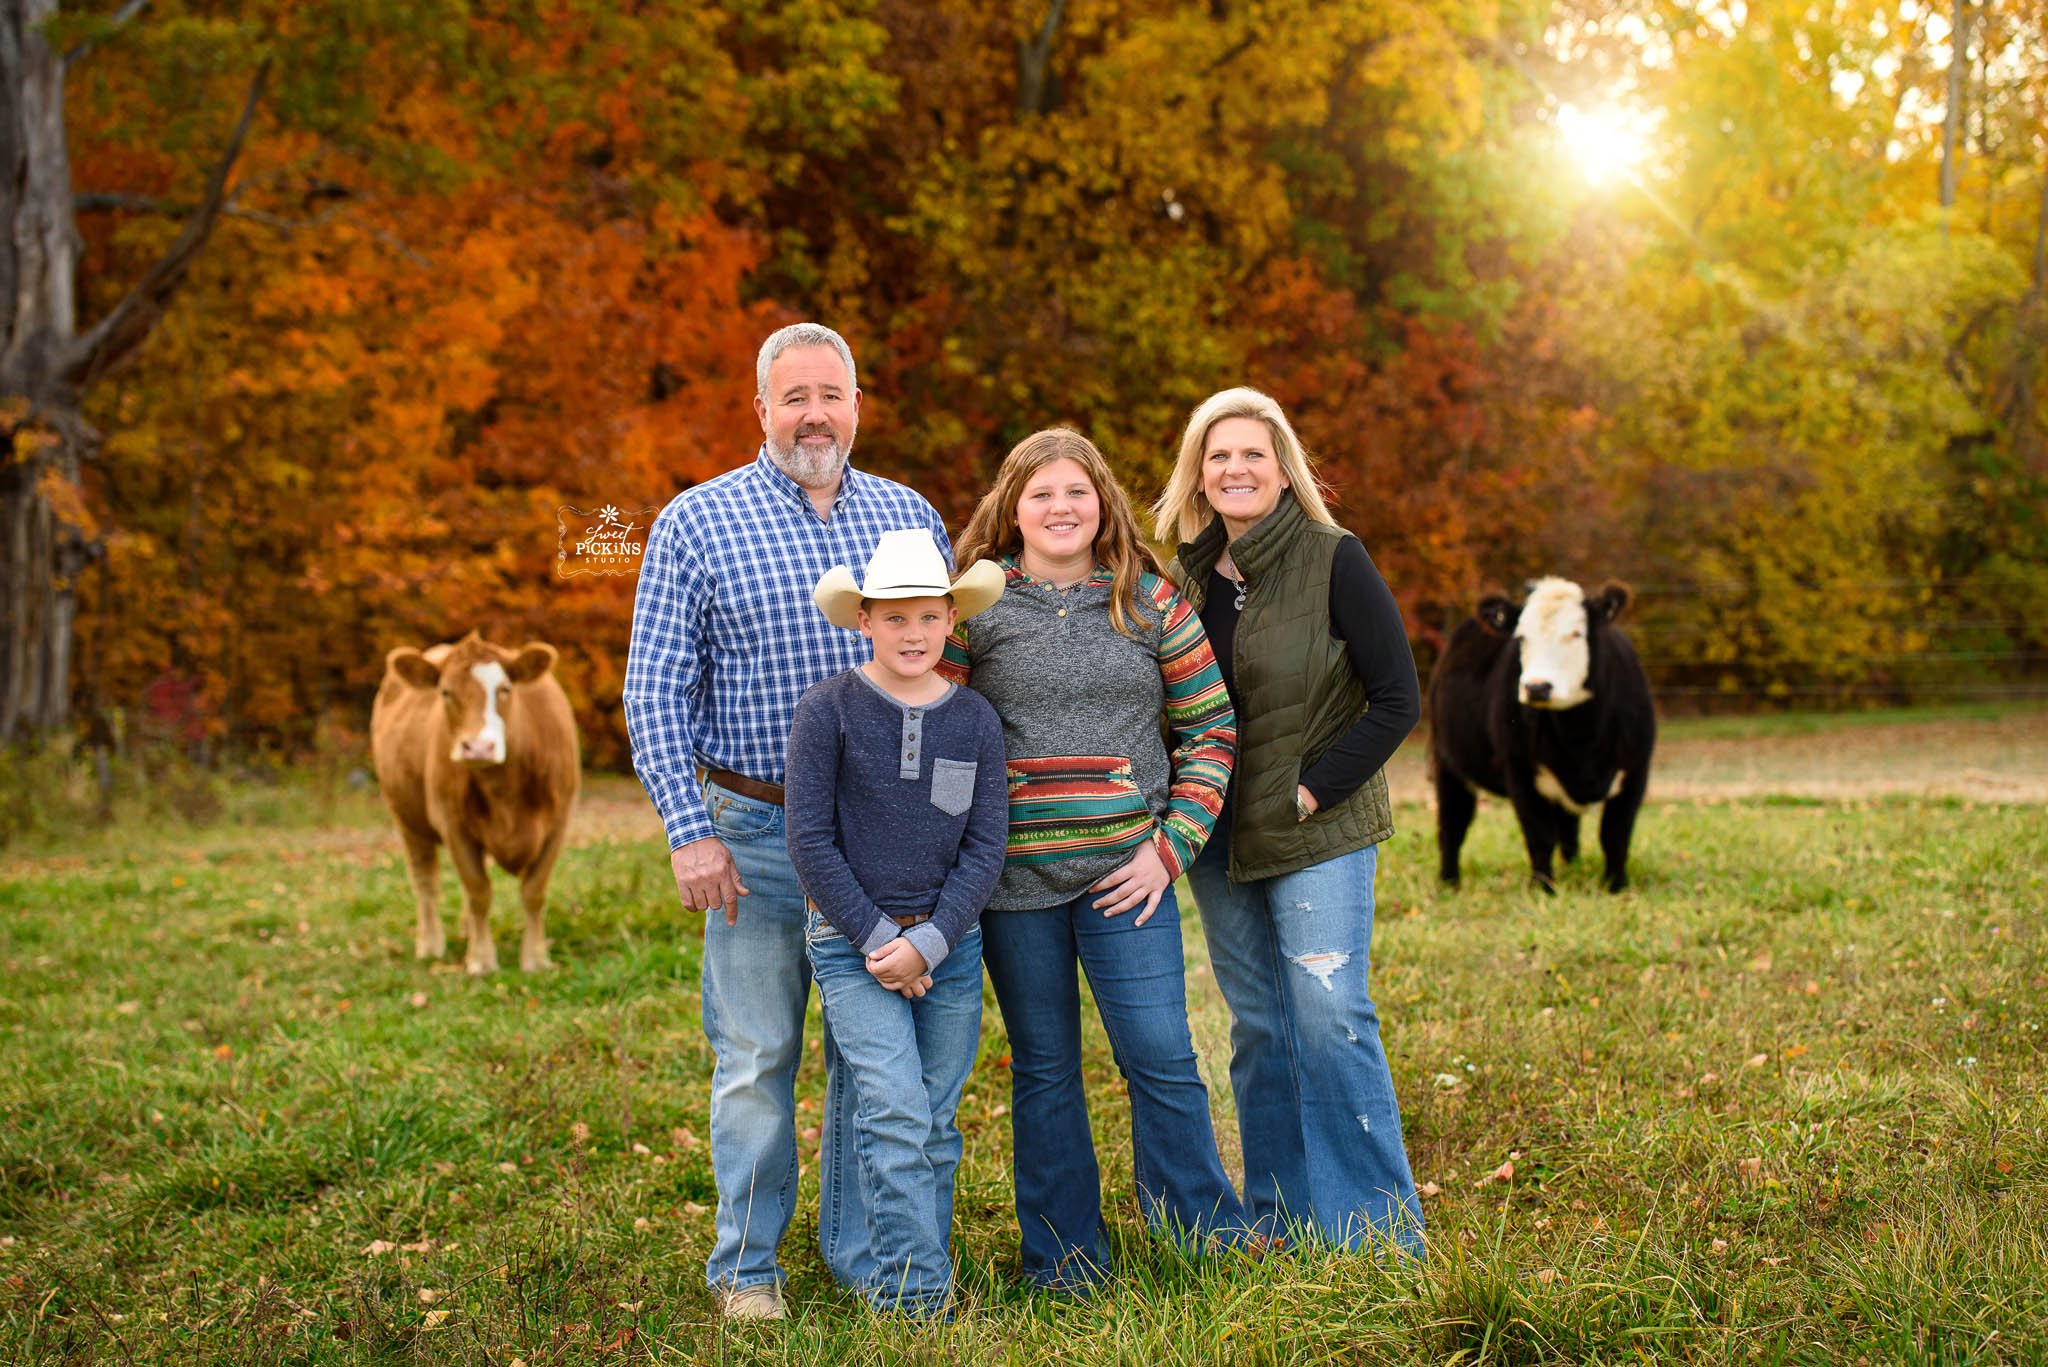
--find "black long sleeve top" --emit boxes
[1200,535,1420,823]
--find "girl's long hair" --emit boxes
[955,428,1164,638]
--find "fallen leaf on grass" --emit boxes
[1739,1157,1763,1181]
[495,1162,518,1174]
[212,1044,234,1060]
[423,1310,450,1328]
[617,1301,643,1313]
[683,1201,709,1217]
[1418,1182,1442,1197]
[1712,1239,1730,1254]
[409,992,429,1008]
[401,1240,433,1254]
[1479,1161,1515,1186]
[362,1241,396,1257]
[1698,1071,1721,1088]
[114,1002,140,1016]
[569,1122,591,1146]
[1782,1044,1809,1061]
[632,1142,652,1156]
[801,1126,821,1143]
[1533,1268,1558,1285]
[1745,1053,1768,1069]
[633,1218,650,1231]
[416,1289,445,1305]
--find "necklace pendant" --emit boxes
[1057,607,1066,617]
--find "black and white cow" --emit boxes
[1428,577,1655,893]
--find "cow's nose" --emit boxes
[1524,680,1553,703]
[459,736,499,762]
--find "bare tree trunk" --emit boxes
[1940,0,1969,209]
[0,0,263,743]
[1016,0,1067,116]
[0,0,88,742]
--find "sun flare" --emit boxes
[1557,103,1653,185]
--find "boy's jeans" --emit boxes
[980,884,1252,1288]
[1185,841,1424,1255]
[810,912,983,1314]
[698,780,852,1292]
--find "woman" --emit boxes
[940,427,1250,1290]
[1151,387,1424,1255]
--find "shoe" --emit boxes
[718,1283,786,1321]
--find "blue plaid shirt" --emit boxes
[623,448,952,851]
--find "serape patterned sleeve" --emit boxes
[622,503,716,850]
[937,621,973,687]
[1146,577,1237,880]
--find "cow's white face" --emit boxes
[1514,578,1593,709]
[447,661,513,764]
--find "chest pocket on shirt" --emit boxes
[931,759,977,817]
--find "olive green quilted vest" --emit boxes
[1172,498,1395,882]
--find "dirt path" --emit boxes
[1380,709,2048,806]
[562,711,2046,847]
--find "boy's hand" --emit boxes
[866,938,931,994]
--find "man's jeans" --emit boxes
[698,779,849,1290]
[1186,841,1423,1254]
[809,913,982,1314]
[980,884,1251,1287]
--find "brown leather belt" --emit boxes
[699,767,785,806]
[888,912,935,928]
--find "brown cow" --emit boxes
[371,631,580,973]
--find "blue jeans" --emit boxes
[1186,840,1423,1254]
[808,913,982,1314]
[697,780,852,1290]
[980,884,1251,1287]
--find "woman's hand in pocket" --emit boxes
[1091,840,1170,926]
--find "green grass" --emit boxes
[1,765,2044,1362]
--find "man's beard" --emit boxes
[766,426,851,489]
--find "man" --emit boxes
[623,323,952,1319]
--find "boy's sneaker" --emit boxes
[718,1284,786,1321]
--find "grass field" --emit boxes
[1,711,2045,1363]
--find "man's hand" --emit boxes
[1091,839,1171,926]
[866,938,932,997]
[671,837,748,925]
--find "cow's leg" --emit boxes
[1435,771,1478,887]
[516,825,568,972]
[445,832,499,975]
[1555,809,1581,865]
[1507,787,1559,895]
[400,826,446,960]
[1599,769,1650,893]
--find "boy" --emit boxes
[784,528,1009,1315]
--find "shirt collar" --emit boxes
[997,552,1112,588]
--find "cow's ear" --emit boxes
[1476,596,1519,636]
[388,648,441,690]
[1588,582,1633,624]
[507,642,558,685]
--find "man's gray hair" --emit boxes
[756,323,858,397]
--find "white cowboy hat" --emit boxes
[813,528,1005,631]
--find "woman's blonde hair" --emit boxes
[1150,387,1338,546]
[956,427,1164,638]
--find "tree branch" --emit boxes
[76,190,307,230]
[61,0,150,69]
[63,57,270,392]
